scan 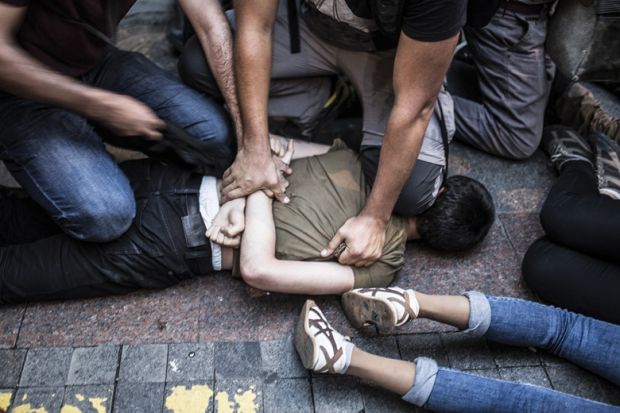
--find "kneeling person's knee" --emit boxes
[67,192,136,242]
[178,36,222,98]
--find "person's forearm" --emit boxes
[233,0,276,152]
[241,190,354,294]
[180,0,243,141]
[362,106,432,222]
[0,42,113,119]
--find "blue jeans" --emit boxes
[403,292,620,412]
[0,48,231,242]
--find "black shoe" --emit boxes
[590,131,620,200]
[542,125,593,172]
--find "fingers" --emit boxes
[222,172,236,188]
[271,185,289,204]
[221,187,247,203]
[282,139,294,165]
[321,231,344,257]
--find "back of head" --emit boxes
[417,176,494,252]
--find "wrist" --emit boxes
[81,89,112,119]
[360,207,390,225]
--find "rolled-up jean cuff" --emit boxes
[462,291,491,337]
[401,357,438,407]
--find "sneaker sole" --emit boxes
[294,299,318,370]
[341,291,396,331]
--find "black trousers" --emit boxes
[522,161,620,324]
[0,160,213,304]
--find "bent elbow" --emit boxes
[240,258,269,288]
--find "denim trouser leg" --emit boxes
[0,96,136,242]
[89,49,232,147]
[0,49,232,242]
[402,293,620,412]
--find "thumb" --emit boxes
[321,231,344,257]
[225,211,245,237]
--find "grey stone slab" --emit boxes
[11,386,64,412]
[119,344,167,383]
[62,385,114,413]
[113,382,165,413]
[398,334,449,367]
[312,376,364,413]
[0,350,26,387]
[0,389,14,412]
[214,377,263,413]
[499,366,552,388]
[440,334,496,370]
[214,341,262,379]
[263,378,312,413]
[164,381,215,413]
[598,378,620,406]
[352,336,400,360]
[167,343,214,383]
[546,364,610,404]
[488,341,541,368]
[469,368,502,380]
[19,347,72,387]
[67,346,120,385]
[260,335,307,379]
[360,384,416,413]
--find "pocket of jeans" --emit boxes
[507,15,533,52]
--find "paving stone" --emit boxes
[214,341,262,378]
[17,280,202,348]
[19,347,72,387]
[352,336,400,360]
[11,386,64,412]
[214,377,262,413]
[499,366,552,388]
[164,381,215,413]
[0,305,24,349]
[0,350,26,387]
[63,385,114,413]
[598,378,620,406]
[545,363,611,404]
[498,212,545,260]
[67,346,120,385]
[260,335,307,379]
[312,376,364,413]
[113,382,165,413]
[167,343,214,382]
[119,344,167,383]
[360,383,417,413]
[263,378,312,413]
[488,341,541,368]
[440,334,496,370]
[468,368,502,380]
[0,389,14,412]
[398,334,449,367]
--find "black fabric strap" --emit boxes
[287,0,301,54]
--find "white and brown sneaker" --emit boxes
[341,287,420,331]
[294,300,353,374]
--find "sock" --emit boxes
[340,341,356,374]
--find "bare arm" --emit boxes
[0,3,164,139]
[323,33,458,266]
[179,0,242,140]
[221,0,287,202]
[240,190,354,295]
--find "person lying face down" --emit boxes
[229,138,496,295]
[0,138,494,304]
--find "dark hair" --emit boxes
[417,175,494,252]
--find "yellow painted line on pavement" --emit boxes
[164,384,259,413]
[165,385,213,413]
[11,403,47,413]
[0,391,12,411]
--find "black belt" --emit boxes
[181,178,214,276]
[499,0,549,15]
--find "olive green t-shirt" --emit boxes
[271,140,408,288]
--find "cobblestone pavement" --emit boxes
[0,1,618,412]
